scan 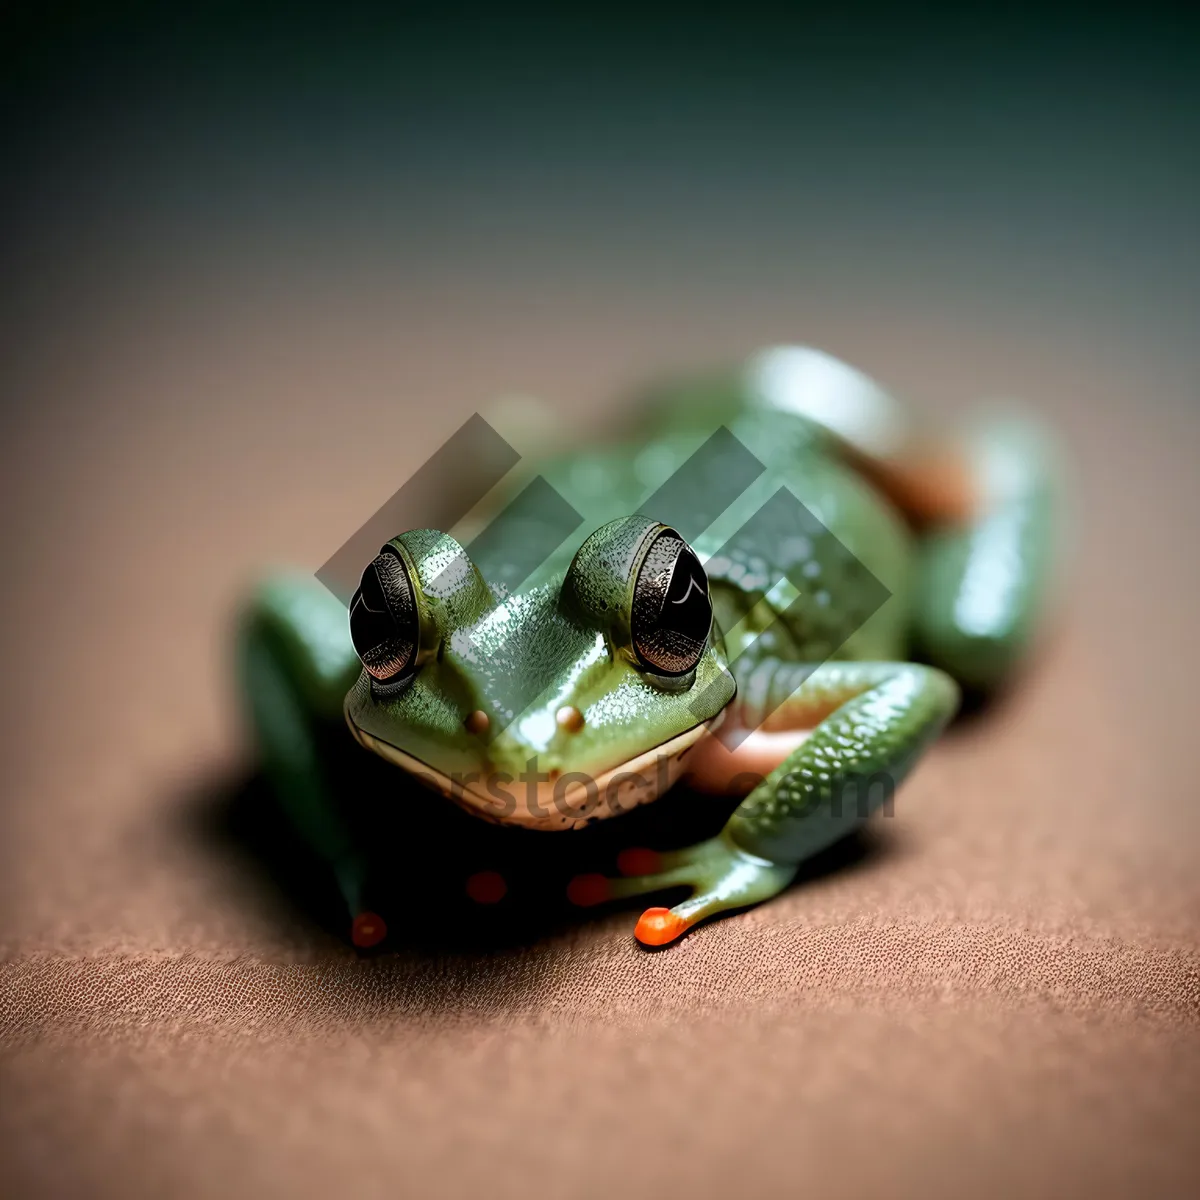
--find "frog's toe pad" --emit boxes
[351,911,388,948]
[634,906,690,946]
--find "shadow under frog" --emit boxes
[189,724,892,961]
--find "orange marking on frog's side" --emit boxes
[686,728,811,796]
[465,870,508,904]
[616,847,661,877]
[566,873,610,907]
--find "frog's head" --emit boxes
[343,516,734,828]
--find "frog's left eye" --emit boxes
[631,531,712,677]
[349,545,420,685]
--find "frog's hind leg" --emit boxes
[752,350,1060,690]
[909,414,1059,692]
[570,661,959,946]
[763,352,1060,691]
[237,576,382,947]
[845,409,1059,692]
[765,355,1059,690]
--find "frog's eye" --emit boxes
[631,531,712,677]
[349,546,420,684]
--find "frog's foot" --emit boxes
[568,834,796,947]
[333,859,390,950]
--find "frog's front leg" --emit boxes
[569,660,959,945]
[237,576,384,947]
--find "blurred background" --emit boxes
[2,6,1198,1199]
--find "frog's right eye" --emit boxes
[349,546,420,684]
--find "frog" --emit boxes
[238,346,1057,949]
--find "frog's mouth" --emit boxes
[345,716,715,831]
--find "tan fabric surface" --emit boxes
[2,267,1199,1197]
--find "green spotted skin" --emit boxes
[727,662,959,865]
[237,346,1059,945]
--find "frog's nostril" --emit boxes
[555,705,585,733]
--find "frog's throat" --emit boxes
[345,717,717,831]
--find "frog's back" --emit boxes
[483,407,912,664]
[696,409,911,663]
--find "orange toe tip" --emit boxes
[567,873,610,907]
[616,847,661,876]
[351,911,388,948]
[634,906,689,946]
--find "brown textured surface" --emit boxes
[3,261,1200,1195]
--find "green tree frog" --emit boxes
[238,347,1056,949]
